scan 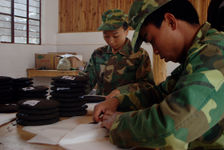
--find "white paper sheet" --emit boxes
[86,103,97,115]
[0,113,16,126]
[59,124,107,145]
[23,116,92,145]
[59,124,124,150]
[28,128,69,145]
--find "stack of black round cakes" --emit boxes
[0,76,18,113]
[0,76,14,103]
[13,77,34,101]
[16,99,59,126]
[50,75,88,117]
[17,86,49,100]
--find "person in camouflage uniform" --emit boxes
[84,9,154,96]
[93,0,224,150]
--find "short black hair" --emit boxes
[142,0,199,28]
[122,22,129,30]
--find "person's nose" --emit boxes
[108,37,114,45]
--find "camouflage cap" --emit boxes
[128,0,171,51]
[98,9,128,31]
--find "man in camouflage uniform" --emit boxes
[93,0,224,150]
[84,9,154,96]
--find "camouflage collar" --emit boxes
[106,38,132,56]
[186,22,211,61]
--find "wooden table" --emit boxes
[27,68,79,78]
[0,117,160,150]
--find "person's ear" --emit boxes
[164,13,177,30]
[124,28,129,36]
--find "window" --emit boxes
[0,0,41,44]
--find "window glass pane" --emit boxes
[15,3,26,11]
[0,35,11,42]
[15,30,26,37]
[0,0,11,8]
[15,9,26,17]
[14,0,26,17]
[29,31,39,38]
[29,37,39,44]
[14,16,26,24]
[15,23,26,31]
[15,37,26,43]
[29,6,40,19]
[29,13,39,19]
[14,0,27,5]
[29,25,39,32]
[34,0,40,2]
[0,6,11,14]
[0,28,11,36]
[29,6,39,13]
[0,14,11,22]
[29,19,39,26]
[0,20,11,28]
[30,0,40,7]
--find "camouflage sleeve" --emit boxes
[109,68,224,149]
[135,49,154,85]
[114,49,156,110]
[84,53,97,91]
[116,65,182,111]
[116,49,154,92]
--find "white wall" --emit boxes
[0,0,58,78]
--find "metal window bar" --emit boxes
[39,0,41,44]
[27,0,29,44]
[12,0,14,43]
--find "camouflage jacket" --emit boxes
[110,23,224,150]
[84,38,154,95]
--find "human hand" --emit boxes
[101,111,123,130]
[105,89,121,100]
[93,97,119,122]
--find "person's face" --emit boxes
[140,13,185,62]
[103,27,128,51]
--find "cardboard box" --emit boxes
[35,53,55,70]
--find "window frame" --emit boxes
[0,0,41,45]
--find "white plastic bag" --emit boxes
[57,57,71,70]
